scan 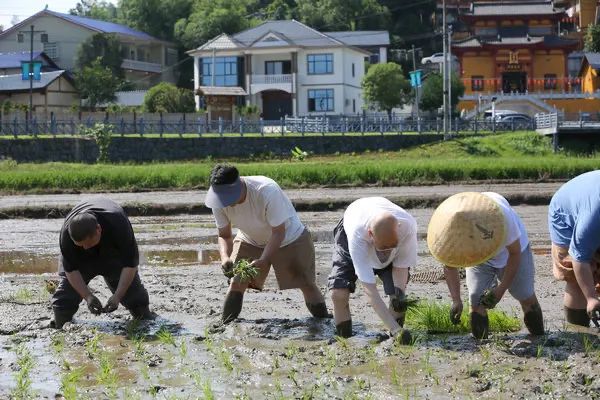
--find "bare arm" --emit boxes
[65,270,93,301]
[573,260,598,302]
[444,266,461,303]
[362,282,402,334]
[218,224,234,263]
[258,223,285,264]
[113,267,137,301]
[497,240,521,296]
[392,267,409,292]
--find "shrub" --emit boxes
[144,83,195,113]
[80,123,113,163]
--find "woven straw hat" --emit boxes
[427,192,507,268]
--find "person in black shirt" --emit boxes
[51,197,153,328]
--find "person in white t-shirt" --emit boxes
[428,192,544,339]
[327,197,416,341]
[205,164,329,324]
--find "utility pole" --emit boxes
[442,0,448,139]
[448,23,453,134]
[411,44,420,132]
[29,25,34,120]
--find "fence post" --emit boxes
[281,116,285,136]
[218,117,223,136]
[436,117,440,134]
[159,112,164,138]
[259,117,264,136]
[301,117,305,136]
[133,110,137,135]
[182,113,186,135]
[380,117,384,135]
[139,118,145,136]
[120,117,125,136]
[240,117,244,137]
[71,119,75,136]
[455,117,459,136]
[50,112,56,136]
[492,117,496,133]
[474,118,478,135]
[204,114,209,134]
[197,117,203,137]
[360,116,365,135]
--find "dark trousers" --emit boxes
[51,267,149,317]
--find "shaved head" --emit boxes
[369,212,399,249]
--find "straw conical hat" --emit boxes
[427,192,506,268]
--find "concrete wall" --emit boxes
[0,135,441,163]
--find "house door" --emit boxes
[261,90,292,120]
[502,72,527,93]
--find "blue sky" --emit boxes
[0,0,119,31]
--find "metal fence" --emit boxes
[0,111,536,137]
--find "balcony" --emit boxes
[250,74,294,94]
[121,59,162,74]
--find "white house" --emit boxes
[187,20,390,120]
[0,9,178,89]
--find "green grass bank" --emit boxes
[0,132,598,194]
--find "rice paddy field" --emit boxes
[1,132,600,194]
[0,205,599,399]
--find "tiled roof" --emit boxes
[583,52,600,70]
[233,20,343,47]
[0,51,43,68]
[327,31,390,46]
[453,35,577,48]
[197,86,247,96]
[45,10,159,41]
[0,70,66,92]
[468,1,564,16]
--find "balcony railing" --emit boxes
[121,59,162,74]
[252,74,292,84]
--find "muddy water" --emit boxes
[1,208,599,399]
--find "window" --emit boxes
[471,75,484,91]
[166,48,178,66]
[40,33,48,43]
[308,89,334,112]
[307,54,333,74]
[200,56,239,86]
[544,74,557,90]
[352,63,355,77]
[43,42,58,60]
[17,33,24,43]
[529,26,552,36]
[265,60,291,75]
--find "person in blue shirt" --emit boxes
[548,170,600,327]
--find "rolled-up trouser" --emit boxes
[466,244,535,307]
[51,265,149,318]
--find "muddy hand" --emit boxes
[480,289,499,309]
[103,295,120,314]
[221,260,234,279]
[587,298,600,327]
[85,294,103,315]
[450,301,463,325]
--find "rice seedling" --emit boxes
[60,364,84,400]
[405,301,521,334]
[233,259,259,283]
[179,339,188,358]
[156,325,176,347]
[287,368,299,387]
[85,331,102,359]
[51,333,65,354]
[218,346,234,373]
[97,352,118,398]
[10,344,35,400]
[202,379,215,400]
[284,342,299,359]
[132,334,147,360]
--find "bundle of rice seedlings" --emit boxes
[405,301,521,334]
[233,259,259,283]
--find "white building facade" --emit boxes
[187,21,389,120]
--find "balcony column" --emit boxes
[245,54,252,105]
[292,51,298,116]
[193,55,200,110]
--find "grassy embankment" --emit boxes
[1,132,599,193]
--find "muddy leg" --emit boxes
[50,275,82,329]
[301,284,330,318]
[222,279,249,324]
[331,288,352,337]
[563,280,589,326]
[520,295,544,335]
[103,272,152,319]
[470,306,489,340]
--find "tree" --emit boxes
[295,0,390,31]
[362,62,411,117]
[144,82,196,113]
[174,0,258,50]
[76,33,124,78]
[76,58,121,111]
[419,72,465,113]
[585,24,600,52]
[119,0,193,42]
[70,0,119,21]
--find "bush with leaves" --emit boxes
[362,62,411,117]
[75,58,121,111]
[81,123,113,163]
[144,83,196,113]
